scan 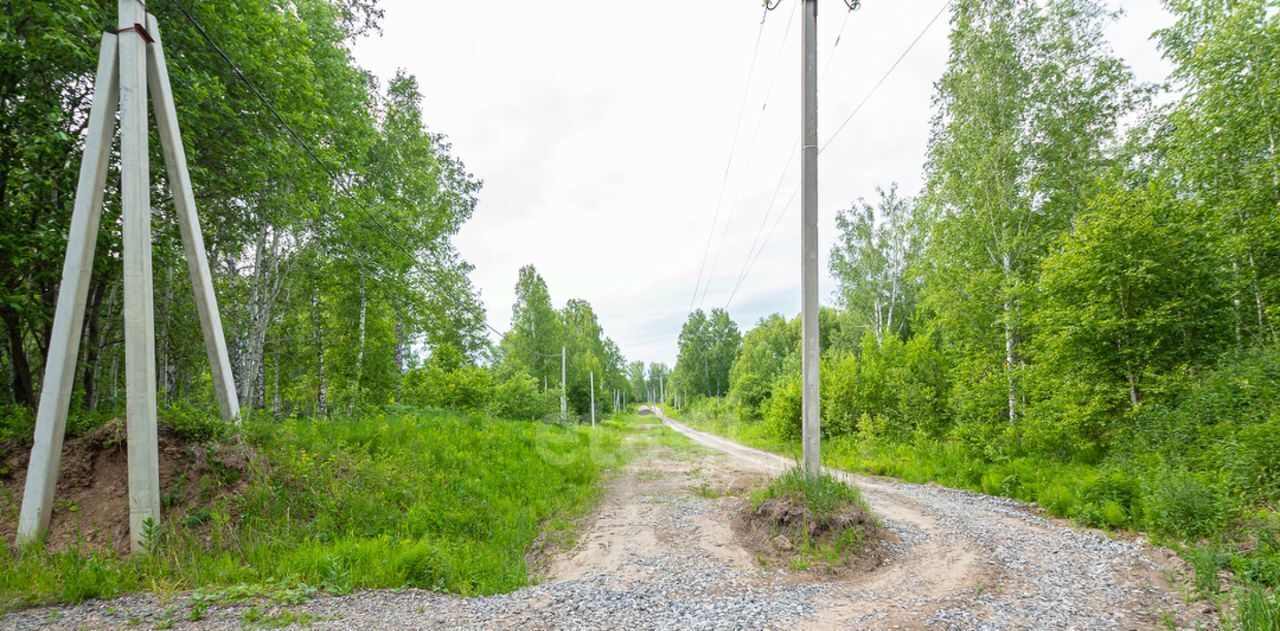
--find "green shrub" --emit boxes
[1144,472,1224,540]
[161,402,230,442]
[762,374,802,441]
[402,365,493,412]
[1077,470,1139,528]
[0,404,34,444]
[489,372,555,421]
[1039,482,1079,518]
[1224,417,1280,507]
[1233,554,1280,590]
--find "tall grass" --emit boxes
[753,468,868,522]
[0,409,624,611]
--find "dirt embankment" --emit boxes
[0,420,251,554]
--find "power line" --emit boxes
[697,1,797,309]
[723,0,953,310]
[687,6,774,315]
[164,0,506,341]
[718,0,858,308]
[822,5,854,81]
[820,0,952,153]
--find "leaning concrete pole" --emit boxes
[16,33,119,547]
[146,14,239,423]
[589,370,596,427]
[800,0,822,477]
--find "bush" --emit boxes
[0,404,34,444]
[1223,416,1280,507]
[402,365,493,412]
[1078,470,1140,528]
[762,374,802,441]
[489,373,555,421]
[1144,472,1224,540]
[161,402,230,442]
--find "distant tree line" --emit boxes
[493,264,634,421]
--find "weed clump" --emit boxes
[735,467,886,573]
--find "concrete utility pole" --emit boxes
[589,371,596,427]
[18,0,239,553]
[800,0,822,477]
[560,345,567,422]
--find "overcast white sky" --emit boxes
[352,0,1175,367]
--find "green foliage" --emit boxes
[829,184,919,344]
[1031,179,1229,443]
[1229,586,1280,631]
[728,314,797,420]
[0,0,486,418]
[1225,418,1280,507]
[761,373,802,441]
[1189,546,1229,598]
[820,332,949,441]
[401,344,493,411]
[160,403,231,443]
[674,309,741,400]
[1157,0,1280,347]
[1143,472,1223,541]
[495,267,630,420]
[0,405,34,446]
[0,409,624,610]
[754,468,868,524]
[489,372,556,421]
[499,266,564,388]
[1077,470,1139,529]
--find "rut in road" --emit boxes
[2,417,1207,630]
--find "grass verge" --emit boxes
[0,408,625,611]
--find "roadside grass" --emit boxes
[678,412,1280,628]
[0,409,625,612]
[616,415,707,459]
